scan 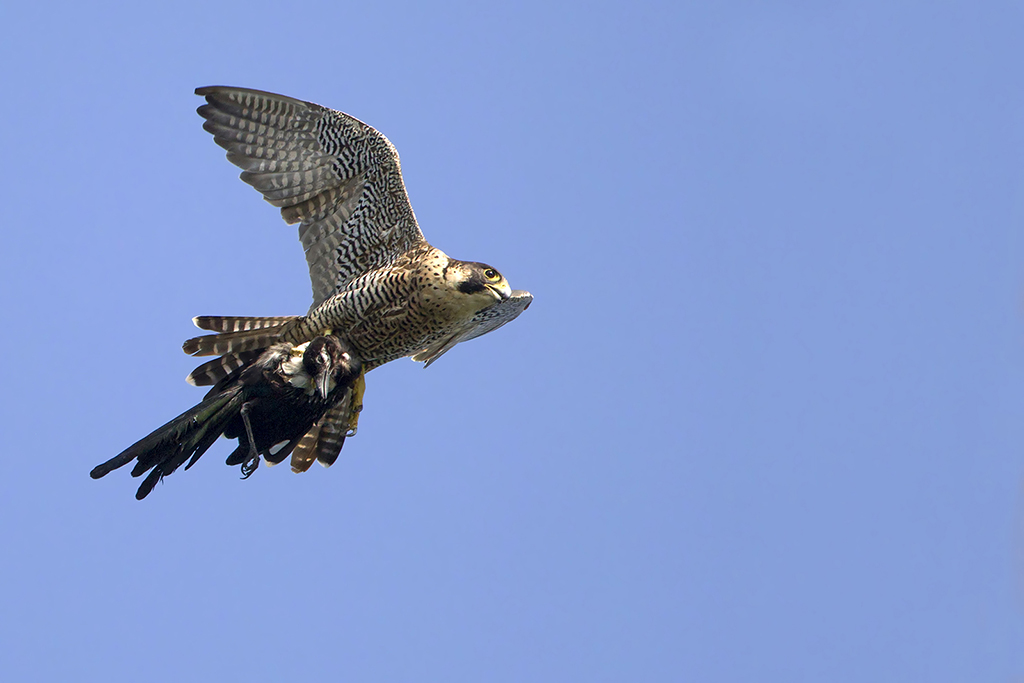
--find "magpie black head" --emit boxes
[303,336,362,398]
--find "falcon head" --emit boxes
[446,260,512,303]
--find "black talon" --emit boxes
[240,459,259,479]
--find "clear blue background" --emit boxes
[1,1,1022,680]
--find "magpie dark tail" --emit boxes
[90,387,245,500]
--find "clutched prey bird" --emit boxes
[91,337,362,500]
[182,86,533,464]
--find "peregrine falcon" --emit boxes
[91,336,362,499]
[182,86,532,469]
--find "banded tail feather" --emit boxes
[193,315,299,333]
[289,395,354,473]
[289,415,325,473]
[310,400,353,468]
[183,317,299,357]
[92,337,362,499]
[187,351,261,388]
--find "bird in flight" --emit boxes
[92,87,531,496]
[181,86,532,471]
[91,336,362,499]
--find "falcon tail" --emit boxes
[192,315,298,333]
[182,316,299,357]
[288,396,353,472]
[187,351,262,388]
[90,388,246,500]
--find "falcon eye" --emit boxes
[484,268,499,280]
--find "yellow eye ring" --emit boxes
[484,268,499,280]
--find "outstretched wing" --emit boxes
[413,290,534,368]
[196,86,426,311]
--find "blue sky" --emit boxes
[1,1,1022,680]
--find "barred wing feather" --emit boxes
[195,86,426,311]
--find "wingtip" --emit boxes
[193,85,311,109]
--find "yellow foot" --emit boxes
[345,370,366,436]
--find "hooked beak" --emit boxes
[486,281,512,301]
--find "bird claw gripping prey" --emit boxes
[94,86,532,498]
